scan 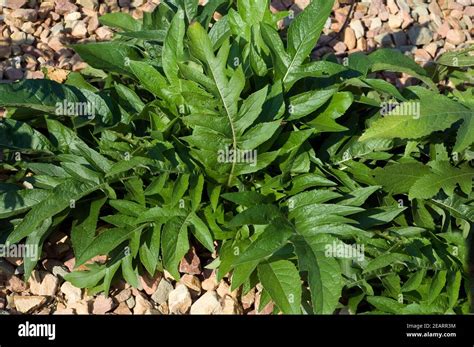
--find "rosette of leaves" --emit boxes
[0,0,472,314]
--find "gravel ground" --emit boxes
[0,0,472,82]
[0,0,473,315]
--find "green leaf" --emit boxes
[288,88,337,120]
[446,271,462,309]
[366,296,404,313]
[235,218,293,264]
[161,216,190,280]
[402,269,425,292]
[23,218,53,280]
[284,0,335,84]
[221,191,271,207]
[76,225,146,266]
[368,49,436,90]
[188,212,215,252]
[162,9,185,82]
[373,162,430,194]
[428,270,447,304]
[257,260,302,314]
[0,189,50,219]
[8,180,104,243]
[293,234,343,314]
[98,12,142,31]
[409,161,473,200]
[72,42,142,76]
[71,197,107,258]
[0,119,53,152]
[360,95,471,142]
[364,253,410,273]
[227,204,281,227]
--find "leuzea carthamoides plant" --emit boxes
[0,0,473,314]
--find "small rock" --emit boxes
[179,247,201,275]
[10,9,37,21]
[241,288,255,310]
[201,271,218,292]
[168,284,192,314]
[190,291,222,315]
[29,271,59,296]
[343,27,356,50]
[408,26,432,46]
[70,300,90,314]
[92,295,114,314]
[386,0,399,14]
[370,18,382,30]
[14,296,46,313]
[7,275,27,292]
[392,31,408,46]
[42,259,69,278]
[60,282,82,304]
[21,22,35,34]
[333,41,347,54]
[54,0,78,15]
[11,31,27,44]
[141,272,162,295]
[4,0,28,9]
[424,42,438,58]
[180,274,201,293]
[220,296,242,315]
[388,14,403,29]
[414,48,432,64]
[87,15,99,32]
[349,19,365,39]
[77,0,98,10]
[0,259,14,277]
[133,293,153,315]
[151,279,173,305]
[95,27,113,40]
[446,29,465,45]
[356,37,367,51]
[64,11,81,21]
[54,302,74,315]
[114,302,132,315]
[115,289,132,303]
[437,21,450,38]
[71,21,88,38]
[126,296,135,309]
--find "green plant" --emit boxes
[0,0,472,314]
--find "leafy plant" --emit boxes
[0,0,472,314]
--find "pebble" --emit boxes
[408,25,432,45]
[168,284,192,314]
[14,296,46,313]
[60,282,82,304]
[190,291,222,315]
[446,29,465,45]
[151,279,173,305]
[133,293,153,315]
[92,295,114,314]
[343,27,356,50]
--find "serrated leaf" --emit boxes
[409,161,473,200]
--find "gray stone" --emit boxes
[77,0,98,9]
[151,279,173,305]
[392,31,408,46]
[0,259,14,277]
[408,26,432,46]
